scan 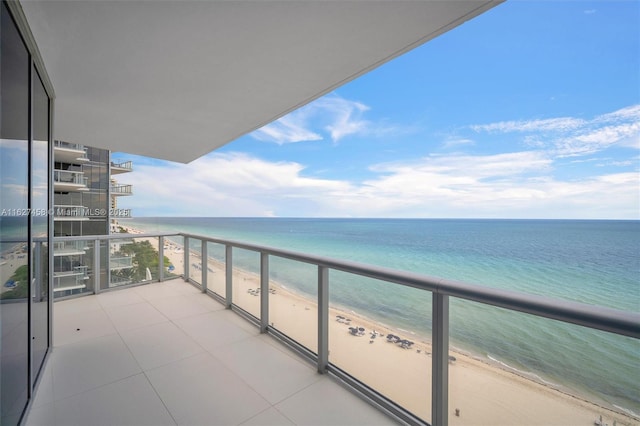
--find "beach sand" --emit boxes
[126,226,637,426]
[0,244,28,295]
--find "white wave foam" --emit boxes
[614,405,640,419]
[487,355,557,387]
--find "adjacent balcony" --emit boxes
[109,255,133,270]
[110,160,133,174]
[110,183,133,196]
[53,240,89,256]
[37,233,639,426]
[53,170,89,192]
[53,140,89,164]
[53,265,89,293]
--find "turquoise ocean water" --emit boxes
[123,217,639,416]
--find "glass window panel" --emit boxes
[449,300,640,425]
[231,248,260,319]
[31,67,50,382]
[268,256,318,353]
[0,3,30,424]
[329,271,432,423]
[205,242,226,297]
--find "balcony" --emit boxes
[53,140,89,164]
[53,170,89,192]
[38,233,639,426]
[53,240,90,256]
[109,255,133,270]
[53,265,89,293]
[110,160,133,174]
[24,279,392,426]
[110,183,132,196]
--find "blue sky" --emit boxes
[113,0,639,219]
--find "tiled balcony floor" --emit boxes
[25,279,396,426]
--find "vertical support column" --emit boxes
[225,245,233,308]
[158,236,165,282]
[93,239,101,294]
[183,236,189,282]
[201,240,208,293]
[432,292,449,426]
[106,240,111,290]
[34,242,42,302]
[317,266,329,374]
[259,252,269,333]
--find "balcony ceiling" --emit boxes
[21,1,500,163]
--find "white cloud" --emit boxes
[251,112,322,145]
[470,117,585,133]
[442,138,475,149]
[115,151,639,219]
[251,94,373,144]
[471,104,640,158]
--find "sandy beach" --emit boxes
[0,244,28,295]
[125,227,637,426]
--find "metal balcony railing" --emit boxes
[54,140,85,152]
[51,232,640,426]
[110,160,133,171]
[53,169,88,186]
[53,239,89,254]
[110,184,132,195]
[109,255,133,269]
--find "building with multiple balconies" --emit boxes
[52,142,133,295]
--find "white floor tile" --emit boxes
[49,334,141,400]
[104,301,168,332]
[146,352,270,425]
[276,377,397,425]
[147,293,217,320]
[174,310,256,352]
[133,280,200,301]
[213,336,320,404]
[23,402,54,426]
[53,306,117,347]
[96,287,146,308]
[53,374,176,426]
[240,407,295,425]
[120,321,204,370]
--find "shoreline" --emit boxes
[124,226,638,425]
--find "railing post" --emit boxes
[432,292,449,426]
[93,239,100,294]
[201,240,208,293]
[183,236,189,282]
[260,252,269,333]
[225,245,233,308]
[317,266,329,373]
[159,236,165,282]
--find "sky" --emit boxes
[112,0,640,219]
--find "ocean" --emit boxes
[123,217,640,416]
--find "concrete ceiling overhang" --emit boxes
[20,0,501,163]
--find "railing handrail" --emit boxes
[111,160,133,169]
[50,231,640,339]
[181,232,640,339]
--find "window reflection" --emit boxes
[0,2,31,424]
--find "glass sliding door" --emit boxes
[0,2,31,424]
[31,66,50,384]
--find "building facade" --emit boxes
[52,142,133,296]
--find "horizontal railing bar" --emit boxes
[53,233,179,241]
[48,232,640,339]
[180,232,640,339]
